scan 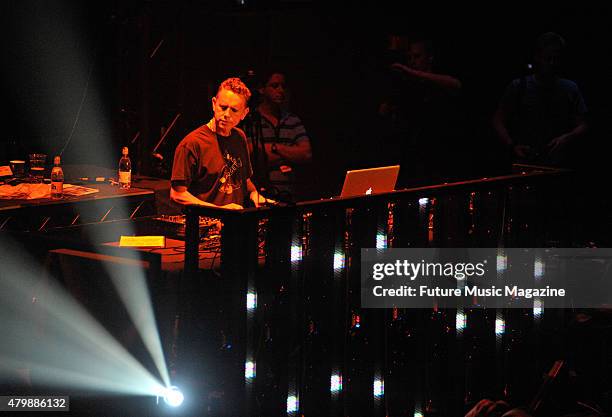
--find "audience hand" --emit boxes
[465,399,510,417]
[513,144,532,159]
[547,134,570,152]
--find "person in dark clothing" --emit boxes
[493,32,588,167]
[378,37,463,187]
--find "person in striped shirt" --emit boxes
[246,70,312,202]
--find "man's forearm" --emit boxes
[170,188,216,207]
[266,142,312,164]
[565,122,588,141]
[247,181,265,207]
[391,63,461,91]
[416,70,462,91]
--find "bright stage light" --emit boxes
[287,394,299,413]
[291,245,303,262]
[376,233,387,249]
[333,252,345,270]
[456,310,466,332]
[533,298,543,318]
[0,236,167,398]
[246,292,257,311]
[330,373,342,394]
[163,386,184,407]
[245,360,256,380]
[373,377,384,398]
[495,318,506,336]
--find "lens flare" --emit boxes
[163,386,184,407]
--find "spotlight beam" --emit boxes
[0,237,165,398]
[106,263,171,388]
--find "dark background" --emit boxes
[2,1,611,197]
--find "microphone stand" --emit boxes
[150,112,181,178]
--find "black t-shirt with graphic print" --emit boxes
[171,125,253,206]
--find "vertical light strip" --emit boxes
[246,291,257,311]
[376,233,387,249]
[333,251,345,271]
[286,394,299,414]
[495,317,505,336]
[330,373,343,394]
[245,360,256,381]
[496,254,507,273]
[373,376,384,398]
[456,309,467,334]
[533,297,543,319]
[534,258,544,280]
[290,245,302,263]
[534,254,544,318]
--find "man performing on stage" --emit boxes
[170,77,272,209]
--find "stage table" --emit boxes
[0,183,155,231]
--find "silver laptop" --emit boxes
[340,165,400,198]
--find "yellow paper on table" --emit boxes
[119,236,166,248]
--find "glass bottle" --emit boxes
[118,146,132,189]
[50,155,64,199]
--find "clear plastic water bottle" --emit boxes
[118,146,132,189]
[50,155,64,199]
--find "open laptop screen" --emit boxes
[340,165,400,198]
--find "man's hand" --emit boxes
[513,144,531,159]
[547,134,570,153]
[221,203,243,210]
[262,197,278,206]
[250,191,276,208]
[391,62,462,91]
